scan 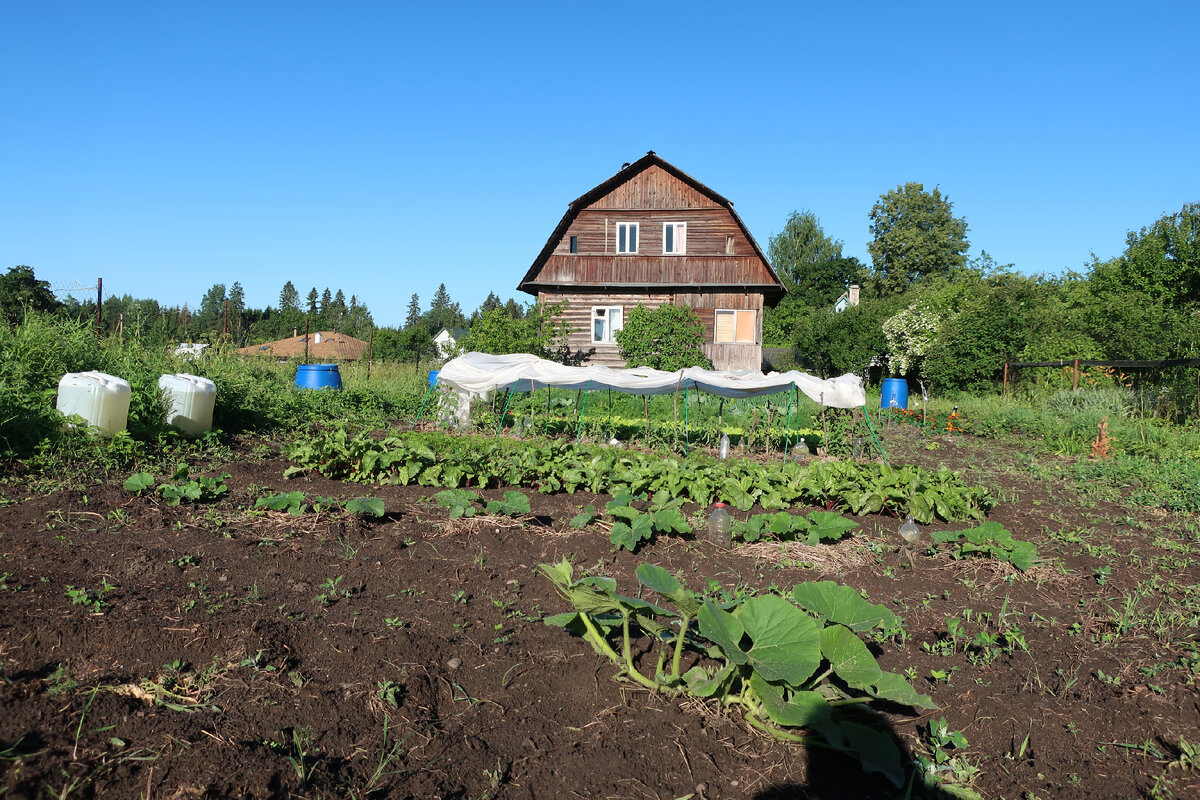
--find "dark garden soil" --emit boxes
[1,426,1198,799]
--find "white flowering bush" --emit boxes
[882,302,943,375]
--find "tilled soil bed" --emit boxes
[2,427,1198,799]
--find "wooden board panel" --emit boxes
[537,290,762,370]
[538,291,672,367]
[537,256,776,286]
[704,342,763,371]
[588,165,721,210]
[552,208,756,259]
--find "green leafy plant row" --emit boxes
[284,429,994,523]
[541,559,934,787]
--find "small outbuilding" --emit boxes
[434,327,468,359]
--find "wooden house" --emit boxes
[517,152,785,371]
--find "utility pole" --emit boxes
[96,277,102,337]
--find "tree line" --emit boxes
[5,183,1195,411]
[0,268,538,366]
[761,188,1198,413]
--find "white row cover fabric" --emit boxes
[436,352,866,409]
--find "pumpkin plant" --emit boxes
[541,559,935,787]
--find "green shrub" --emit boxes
[615,303,709,371]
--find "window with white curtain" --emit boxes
[592,306,624,343]
[663,222,687,254]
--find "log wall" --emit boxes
[539,290,763,371]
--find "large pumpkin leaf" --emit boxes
[839,720,904,787]
[696,601,748,665]
[749,672,832,728]
[791,581,901,633]
[804,510,860,541]
[819,624,882,688]
[870,671,937,710]
[736,595,821,686]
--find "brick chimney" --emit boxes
[848,284,860,307]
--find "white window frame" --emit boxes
[662,222,687,255]
[714,309,757,344]
[615,222,638,254]
[591,305,624,343]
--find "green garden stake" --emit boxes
[683,387,690,454]
[862,405,889,465]
[575,380,592,442]
[496,388,514,436]
[410,384,435,431]
[783,383,794,460]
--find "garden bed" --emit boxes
[1,426,1198,799]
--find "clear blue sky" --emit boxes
[4,1,1196,327]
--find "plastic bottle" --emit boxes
[718,433,731,460]
[898,515,921,543]
[706,502,733,545]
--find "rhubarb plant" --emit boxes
[541,559,933,787]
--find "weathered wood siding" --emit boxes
[587,165,719,210]
[538,291,671,368]
[554,208,752,258]
[539,290,763,371]
[677,292,764,371]
[537,254,771,286]
[524,157,776,372]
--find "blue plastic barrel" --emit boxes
[880,377,908,410]
[428,370,440,388]
[295,364,342,390]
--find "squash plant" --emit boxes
[929,521,1038,571]
[541,559,934,787]
[732,509,860,544]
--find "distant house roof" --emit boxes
[237,332,369,361]
[434,327,468,340]
[833,284,861,314]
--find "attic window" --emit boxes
[616,222,638,254]
[725,235,735,255]
[569,235,578,254]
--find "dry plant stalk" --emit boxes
[1090,415,1112,459]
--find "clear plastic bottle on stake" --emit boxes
[718,433,730,460]
[706,502,733,545]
